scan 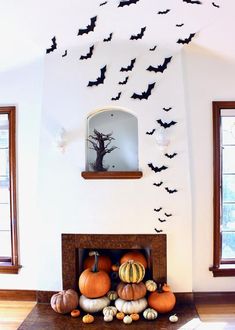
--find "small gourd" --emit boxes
[107,290,118,301]
[103,306,117,317]
[145,280,157,292]
[143,308,158,320]
[130,313,140,321]
[123,315,133,324]
[82,314,94,324]
[104,314,113,322]
[169,314,178,323]
[116,312,125,320]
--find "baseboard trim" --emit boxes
[0,290,36,301]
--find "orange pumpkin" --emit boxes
[116,312,125,320]
[71,309,80,317]
[148,284,176,313]
[130,313,140,321]
[82,314,94,324]
[83,251,112,273]
[79,252,111,298]
[120,251,147,269]
[117,282,146,301]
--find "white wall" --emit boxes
[183,44,235,291]
[0,60,43,289]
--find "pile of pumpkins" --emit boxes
[50,250,177,325]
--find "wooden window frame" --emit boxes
[0,106,21,274]
[209,101,235,277]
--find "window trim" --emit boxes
[209,101,235,277]
[0,106,21,274]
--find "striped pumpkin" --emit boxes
[119,260,145,283]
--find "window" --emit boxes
[0,106,20,274]
[210,101,235,276]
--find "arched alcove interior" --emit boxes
[86,108,139,171]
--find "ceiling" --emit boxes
[0,0,234,72]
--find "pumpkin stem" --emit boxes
[92,251,99,273]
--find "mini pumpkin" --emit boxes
[107,290,118,301]
[130,313,140,321]
[119,260,145,284]
[115,297,147,314]
[83,251,112,273]
[82,314,94,324]
[70,309,80,317]
[123,315,133,324]
[169,314,178,323]
[120,251,148,268]
[103,306,117,317]
[143,308,158,320]
[50,289,79,314]
[148,284,176,313]
[111,263,120,272]
[79,295,110,313]
[116,312,125,320]
[104,314,113,322]
[117,282,146,301]
[145,280,157,292]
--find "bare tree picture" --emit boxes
[87,129,117,171]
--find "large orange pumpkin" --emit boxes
[120,251,147,269]
[79,251,111,298]
[117,282,146,301]
[83,251,112,273]
[148,284,176,313]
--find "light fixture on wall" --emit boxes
[55,127,67,153]
[155,127,170,150]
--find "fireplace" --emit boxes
[62,234,167,290]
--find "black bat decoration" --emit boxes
[158,9,170,14]
[147,57,172,74]
[77,16,97,36]
[118,0,140,7]
[103,33,113,42]
[165,212,172,217]
[157,119,177,129]
[148,163,168,173]
[120,59,136,72]
[158,218,166,223]
[146,128,155,135]
[165,187,178,194]
[62,50,67,57]
[163,107,172,112]
[130,27,146,40]
[212,2,220,8]
[165,152,177,159]
[80,45,94,60]
[46,36,57,54]
[155,228,163,233]
[153,181,163,187]
[87,65,106,87]
[100,1,108,6]
[118,76,129,85]
[154,207,162,212]
[149,45,157,51]
[176,23,184,27]
[131,82,155,100]
[177,33,196,44]
[111,92,122,101]
[183,0,202,4]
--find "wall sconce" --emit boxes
[55,127,67,153]
[155,127,170,150]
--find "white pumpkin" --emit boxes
[104,314,113,322]
[103,306,117,317]
[169,314,178,323]
[115,297,147,314]
[123,315,132,324]
[79,295,110,313]
[145,280,157,292]
[143,308,158,320]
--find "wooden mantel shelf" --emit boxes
[81,171,143,179]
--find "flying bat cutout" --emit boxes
[111,92,122,100]
[149,45,157,51]
[165,212,172,217]
[177,33,196,44]
[212,2,220,8]
[62,50,67,57]
[158,9,170,14]
[153,181,163,187]
[183,0,202,4]
[77,16,97,36]
[146,128,156,135]
[165,152,177,159]
[131,82,155,100]
[118,0,140,7]
[158,218,166,223]
[120,58,136,72]
[147,57,172,73]
[80,45,94,60]
[87,65,106,87]
[100,1,108,6]
[165,187,178,194]
[118,76,129,85]
[130,27,146,40]
[155,228,163,233]
[157,119,177,129]
[163,107,172,112]
[103,33,113,42]
[46,36,57,54]
[154,207,162,212]
[176,23,184,27]
[148,163,168,173]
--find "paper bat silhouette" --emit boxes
[165,212,172,217]
[62,50,67,57]
[177,33,195,44]
[120,59,136,72]
[149,45,157,51]
[111,92,122,100]
[77,16,97,36]
[147,57,172,73]
[158,218,166,223]
[153,181,163,187]
[118,76,129,85]
[183,0,202,4]
[87,66,106,87]
[131,82,155,100]
[163,107,172,112]
[46,36,57,54]
[148,163,168,173]
[103,33,113,42]
[165,152,177,159]
[212,2,220,8]
[158,9,170,14]
[118,0,140,7]
[80,45,94,60]
[176,23,184,27]
[165,187,178,194]
[130,27,146,40]
[100,1,107,6]
[157,119,177,129]
[154,207,162,212]
[155,228,163,233]
[146,129,155,135]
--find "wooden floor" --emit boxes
[0,298,235,330]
